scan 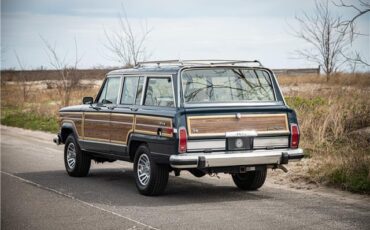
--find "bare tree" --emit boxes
[104,6,151,67]
[293,0,352,80]
[40,36,81,106]
[335,0,370,67]
[14,51,31,103]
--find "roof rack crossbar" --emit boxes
[136,59,263,67]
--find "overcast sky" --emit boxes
[1,0,369,70]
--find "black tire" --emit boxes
[64,134,91,177]
[134,144,169,196]
[232,167,267,190]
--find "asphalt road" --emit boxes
[1,126,370,230]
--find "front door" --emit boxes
[83,76,121,154]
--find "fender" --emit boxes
[60,121,79,143]
[127,133,176,164]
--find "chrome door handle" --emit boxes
[107,105,116,110]
[130,107,138,112]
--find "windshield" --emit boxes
[181,68,276,104]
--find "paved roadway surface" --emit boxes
[1,126,370,230]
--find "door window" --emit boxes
[135,77,144,105]
[98,77,121,104]
[121,77,139,105]
[144,77,174,107]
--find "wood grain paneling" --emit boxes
[110,114,134,144]
[84,112,111,141]
[187,114,289,137]
[59,112,83,137]
[135,115,173,137]
[59,112,173,144]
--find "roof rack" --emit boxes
[136,59,263,68]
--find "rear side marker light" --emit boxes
[164,127,173,135]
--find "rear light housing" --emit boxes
[178,127,187,153]
[290,123,300,149]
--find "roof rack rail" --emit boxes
[136,59,263,68]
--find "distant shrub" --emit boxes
[1,109,58,133]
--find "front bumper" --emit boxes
[53,134,62,145]
[170,148,304,169]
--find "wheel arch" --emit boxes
[127,134,148,162]
[60,122,79,144]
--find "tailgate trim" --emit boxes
[187,113,289,137]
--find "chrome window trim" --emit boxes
[177,66,282,108]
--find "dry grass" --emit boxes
[277,72,370,88]
[1,71,370,193]
[280,73,370,193]
[1,83,99,116]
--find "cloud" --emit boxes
[1,0,369,70]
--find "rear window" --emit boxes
[181,68,275,104]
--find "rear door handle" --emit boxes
[107,105,116,110]
[130,107,138,112]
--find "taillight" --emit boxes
[290,123,300,149]
[178,127,187,153]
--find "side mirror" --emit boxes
[83,97,94,105]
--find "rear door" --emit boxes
[110,75,144,156]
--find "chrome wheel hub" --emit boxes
[137,154,151,186]
[66,143,76,169]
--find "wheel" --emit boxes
[232,167,267,190]
[134,144,169,196]
[64,134,91,177]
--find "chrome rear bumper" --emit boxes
[170,148,303,169]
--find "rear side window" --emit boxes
[121,76,138,104]
[144,77,174,107]
[98,77,121,104]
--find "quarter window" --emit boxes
[98,77,121,104]
[144,77,174,107]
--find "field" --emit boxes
[1,70,369,194]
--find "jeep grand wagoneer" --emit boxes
[54,60,303,195]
